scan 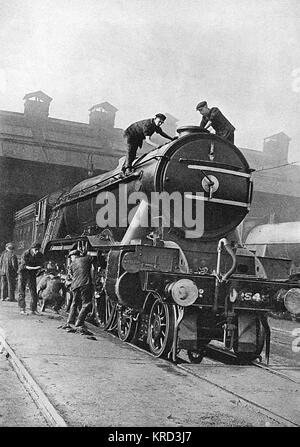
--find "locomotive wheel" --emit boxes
[147,299,175,358]
[233,317,266,364]
[187,349,206,364]
[117,307,138,342]
[94,290,116,330]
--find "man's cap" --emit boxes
[68,249,81,257]
[45,261,58,272]
[31,242,41,249]
[6,242,15,249]
[155,113,166,121]
[196,101,207,110]
[46,261,56,268]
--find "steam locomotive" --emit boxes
[13,126,300,363]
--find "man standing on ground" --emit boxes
[63,250,94,334]
[18,242,44,315]
[196,101,235,143]
[123,113,177,174]
[0,242,18,302]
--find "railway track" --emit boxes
[252,359,300,385]
[118,331,300,427]
[0,314,298,427]
[0,333,68,427]
[176,361,299,427]
[200,343,300,385]
[59,310,300,426]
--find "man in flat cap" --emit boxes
[18,242,44,315]
[122,114,177,175]
[0,242,18,302]
[196,101,235,143]
[62,249,94,334]
[37,262,66,313]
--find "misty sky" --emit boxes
[1,0,300,163]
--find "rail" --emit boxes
[53,154,166,210]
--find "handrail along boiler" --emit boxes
[13,125,300,363]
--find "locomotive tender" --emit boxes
[13,125,300,363]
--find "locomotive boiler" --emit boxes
[13,126,300,363]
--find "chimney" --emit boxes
[23,90,53,120]
[89,102,118,131]
[263,132,290,164]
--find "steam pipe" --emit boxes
[213,238,237,313]
[222,240,237,281]
[121,199,149,245]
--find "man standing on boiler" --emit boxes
[196,101,235,144]
[123,113,177,175]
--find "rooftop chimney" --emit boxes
[89,102,118,131]
[263,132,290,164]
[23,90,52,120]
